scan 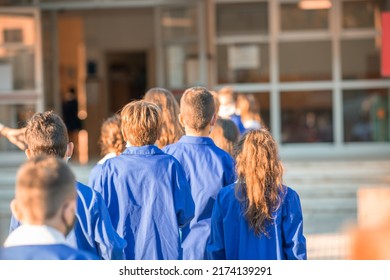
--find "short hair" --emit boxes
[180,87,215,131]
[25,111,69,158]
[143,88,184,148]
[210,90,220,116]
[99,114,125,156]
[120,100,161,146]
[15,156,76,222]
[218,86,235,104]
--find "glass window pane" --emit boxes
[217,43,269,84]
[0,104,35,151]
[279,41,332,82]
[0,48,35,90]
[0,14,36,91]
[341,39,381,80]
[342,0,377,29]
[280,3,329,31]
[343,88,389,142]
[216,2,268,36]
[281,91,333,143]
[161,6,197,41]
[165,43,199,89]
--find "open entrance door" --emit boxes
[106,51,147,114]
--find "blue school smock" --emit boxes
[0,245,100,260]
[163,136,236,260]
[9,181,127,260]
[230,114,246,135]
[88,153,116,188]
[207,184,307,260]
[93,145,195,260]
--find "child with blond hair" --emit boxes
[1,156,99,260]
[93,100,194,260]
[163,87,236,260]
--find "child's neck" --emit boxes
[185,126,210,137]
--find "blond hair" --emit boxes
[143,88,184,148]
[180,87,215,131]
[235,129,284,236]
[99,114,125,155]
[15,156,76,223]
[120,100,161,146]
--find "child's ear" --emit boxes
[66,142,74,159]
[25,148,32,159]
[10,199,22,221]
[179,113,185,127]
[210,113,217,126]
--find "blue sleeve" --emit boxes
[172,160,194,228]
[282,189,307,260]
[224,156,236,187]
[92,191,127,260]
[9,214,21,233]
[207,193,226,260]
[88,164,101,189]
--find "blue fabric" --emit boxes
[88,163,103,188]
[230,114,246,135]
[9,181,126,260]
[207,184,307,260]
[0,244,100,260]
[163,136,236,260]
[93,145,195,260]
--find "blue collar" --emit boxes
[178,135,215,145]
[123,145,163,155]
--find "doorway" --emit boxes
[106,51,147,114]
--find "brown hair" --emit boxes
[235,129,284,236]
[236,94,264,127]
[15,156,76,222]
[25,111,69,158]
[210,118,239,156]
[143,88,184,148]
[99,114,125,156]
[180,86,215,131]
[120,100,161,146]
[210,90,220,116]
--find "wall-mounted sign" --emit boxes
[228,44,259,70]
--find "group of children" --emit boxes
[0,86,307,260]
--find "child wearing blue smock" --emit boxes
[88,114,125,188]
[207,129,307,260]
[1,157,99,260]
[9,111,126,260]
[163,87,236,260]
[93,100,195,260]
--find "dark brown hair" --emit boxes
[210,118,239,156]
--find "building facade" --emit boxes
[0,0,389,160]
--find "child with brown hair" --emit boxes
[207,129,307,259]
[93,100,194,260]
[209,118,239,157]
[1,156,99,260]
[143,87,184,148]
[9,111,126,260]
[163,86,236,260]
[88,114,125,187]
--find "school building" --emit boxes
[0,0,390,162]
